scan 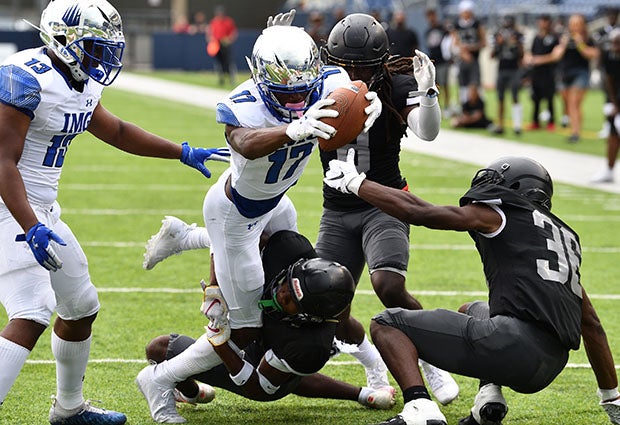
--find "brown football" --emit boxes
[317,80,370,151]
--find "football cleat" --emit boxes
[173,381,215,405]
[49,398,127,425]
[374,398,447,425]
[601,397,620,424]
[135,364,187,423]
[360,386,396,410]
[420,360,459,405]
[590,168,614,184]
[365,358,391,389]
[458,383,507,425]
[143,216,196,270]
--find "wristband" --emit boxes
[229,360,254,386]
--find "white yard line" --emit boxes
[112,72,620,194]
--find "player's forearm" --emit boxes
[357,180,433,224]
[227,125,291,159]
[0,163,39,231]
[581,289,618,390]
[407,100,440,141]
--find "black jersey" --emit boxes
[530,33,559,77]
[259,230,337,375]
[602,49,620,87]
[492,28,524,70]
[319,73,416,211]
[460,184,583,350]
[560,36,595,72]
[425,24,449,65]
[455,18,483,58]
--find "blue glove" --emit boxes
[15,222,66,271]
[180,142,231,178]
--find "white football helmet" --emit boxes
[248,26,323,122]
[38,0,125,85]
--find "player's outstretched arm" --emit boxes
[324,149,501,232]
[581,289,620,402]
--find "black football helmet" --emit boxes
[322,13,389,88]
[259,258,355,321]
[471,156,554,210]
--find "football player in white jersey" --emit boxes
[135,24,382,423]
[0,1,227,424]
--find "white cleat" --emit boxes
[420,359,459,405]
[173,381,215,406]
[459,383,508,425]
[135,364,186,423]
[360,386,396,410]
[590,168,614,184]
[601,397,620,425]
[375,398,447,425]
[143,216,196,270]
[365,358,391,390]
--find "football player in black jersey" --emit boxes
[314,12,461,406]
[325,154,620,425]
[141,230,396,421]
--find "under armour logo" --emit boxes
[85,99,93,107]
[247,221,259,230]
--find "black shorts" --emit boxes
[167,334,302,400]
[315,206,410,283]
[373,302,569,393]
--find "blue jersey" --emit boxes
[0,47,103,206]
[215,66,350,209]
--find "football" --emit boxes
[318,80,370,151]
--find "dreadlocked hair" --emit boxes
[369,55,418,141]
[385,55,415,75]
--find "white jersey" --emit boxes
[215,66,350,217]
[0,47,104,206]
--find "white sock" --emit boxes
[512,103,522,130]
[598,387,620,402]
[182,227,211,251]
[352,335,383,368]
[0,336,31,404]
[51,332,90,410]
[154,334,222,384]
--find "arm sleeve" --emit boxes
[406,96,441,141]
[0,65,41,119]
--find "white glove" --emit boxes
[200,280,228,326]
[286,99,338,141]
[323,148,366,195]
[363,91,382,133]
[267,9,296,27]
[413,49,439,96]
[206,318,231,346]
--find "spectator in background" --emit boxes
[452,0,486,103]
[306,12,329,48]
[208,5,238,85]
[591,28,620,184]
[172,15,191,34]
[526,14,559,131]
[554,14,600,142]
[490,15,524,135]
[190,10,208,34]
[425,8,452,115]
[593,7,619,139]
[386,11,419,57]
[450,84,492,129]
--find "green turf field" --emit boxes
[0,75,618,424]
